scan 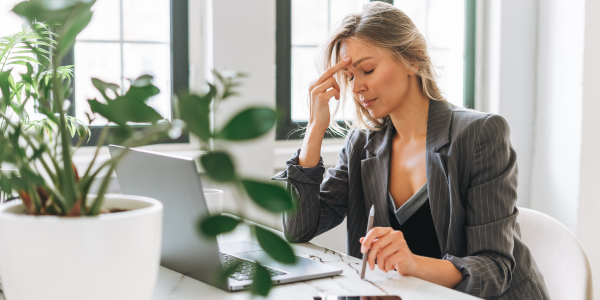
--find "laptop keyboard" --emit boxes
[220,253,287,281]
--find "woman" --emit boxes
[272,2,549,299]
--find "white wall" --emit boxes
[530,0,585,233]
[578,0,600,294]
[477,0,538,209]
[204,0,281,229]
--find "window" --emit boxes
[276,0,475,140]
[0,0,189,145]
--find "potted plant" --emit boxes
[0,22,90,201]
[0,0,299,298]
[0,22,89,139]
[0,1,169,299]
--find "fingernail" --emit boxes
[343,56,351,62]
[361,246,365,253]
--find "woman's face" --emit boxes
[339,39,418,119]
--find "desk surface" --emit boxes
[0,223,480,300]
[151,224,480,300]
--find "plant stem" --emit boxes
[53,50,78,209]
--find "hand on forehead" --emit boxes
[339,40,381,71]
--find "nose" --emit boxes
[351,77,366,96]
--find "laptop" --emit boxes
[109,145,343,291]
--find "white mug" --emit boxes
[203,189,224,243]
[203,189,224,216]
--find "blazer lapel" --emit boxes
[361,120,394,228]
[425,100,453,254]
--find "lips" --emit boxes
[361,98,377,108]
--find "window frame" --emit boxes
[275,0,476,140]
[69,0,190,146]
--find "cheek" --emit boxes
[373,68,409,97]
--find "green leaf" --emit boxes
[124,84,160,102]
[0,70,11,109]
[214,260,242,285]
[254,225,297,264]
[216,107,277,140]
[130,74,153,87]
[250,263,273,297]
[178,92,212,141]
[11,2,70,25]
[197,215,241,236]
[57,8,93,59]
[88,95,163,126]
[21,62,33,84]
[8,55,41,66]
[91,78,119,100]
[241,179,294,213]
[0,175,12,195]
[200,151,236,183]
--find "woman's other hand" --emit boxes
[360,227,418,275]
[307,56,351,132]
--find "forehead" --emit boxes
[339,39,384,61]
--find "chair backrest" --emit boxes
[517,207,593,300]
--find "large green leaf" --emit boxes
[11,1,73,26]
[88,95,163,126]
[250,263,272,297]
[197,215,241,236]
[130,75,153,87]
[241,179,294,213]
[91,78,119,100]
[216,107,276,140]
[200,151,236,183]
[124,84,160,102]
[57,5,93,59]
[178,91,213,142]
[254,225,297,264]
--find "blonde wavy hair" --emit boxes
[318,1,446,135]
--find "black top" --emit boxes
[388,185,441,259]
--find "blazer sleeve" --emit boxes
[443,114,519,298]
[270,138,351,243]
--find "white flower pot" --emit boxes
[0,194,163,300]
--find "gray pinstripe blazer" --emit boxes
[272,100,550,299]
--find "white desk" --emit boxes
[151,224,480,300]
[0,223,480,300]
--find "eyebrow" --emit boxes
[342,56,374,70]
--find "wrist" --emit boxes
[409,254,425,277]
[306,123,327,137]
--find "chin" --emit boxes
[367,108,389,120]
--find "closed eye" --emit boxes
[349,69,374,81]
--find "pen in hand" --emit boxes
[360,205,375,279]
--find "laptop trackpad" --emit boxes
[219,241,264,254]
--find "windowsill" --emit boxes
[274,137,345,170]
[72,137,346,177]
[72,142,205,178]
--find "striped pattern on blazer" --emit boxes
[272,100,550,299]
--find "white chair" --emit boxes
[518,207,593,300]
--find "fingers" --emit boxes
[368,233,399,271]
[318,87,341,102]
[384,251,406,272]
[377,242,402,272]
[315,56,351,86]
[311,77,340,98]
[361,227,391,253]
[364,228,394,271]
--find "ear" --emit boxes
[408,63,419,76]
